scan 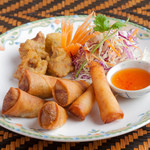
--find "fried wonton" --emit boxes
[45,33,62,55]
[14,50,48,79]
[45,33,74,77]
[19,31,49,61]
[47,47,74,77]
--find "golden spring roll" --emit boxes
[89,61,124,123]
[52,79,89,107]
[69,85,95,120]
[38,101,68,130]
[19,70,57,98]
[2,87,45,118]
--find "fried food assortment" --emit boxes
[38,101,68,130]
[2,13,125,131]
[14,31,50,79]
[15,31,74,79]
[2,75,89,129]
[2,87,46,118]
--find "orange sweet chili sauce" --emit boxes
[111,68,150,90]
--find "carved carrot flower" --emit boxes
[61,12,99,56]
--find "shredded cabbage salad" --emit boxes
[72,29,142,81]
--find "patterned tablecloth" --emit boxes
[0,0,150,149]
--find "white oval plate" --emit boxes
[0,15,150,142]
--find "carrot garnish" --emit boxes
[0,44,4,51]
[80,32,99,45]
[61,12,97,55]
[91,53,115,67]
[132,29,138,36]
[75,28,93,44]
[61,19,67,33]
[71,20,92,44]
[61,20,67,49]
[72,12,94,42]
[85,49,115,67]
[61,32,67,49]
[65,43,81,55]
[105,40,121,57]
[66,21,73,45]
[129,29,138,42]
[131,45,143,60]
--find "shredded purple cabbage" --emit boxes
[72,29,140,80]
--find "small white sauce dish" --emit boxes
[106,60,150,98]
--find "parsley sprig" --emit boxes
[75,14,129,79]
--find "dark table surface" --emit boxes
[0,0,150,149]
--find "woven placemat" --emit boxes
[0,0,150,34]
[0,0,150,149]
[0,124,150,150]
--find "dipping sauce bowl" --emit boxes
[106,60,150,98]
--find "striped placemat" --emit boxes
[0,0,149,34]
[0,0,150,149]
[0,124,150,150]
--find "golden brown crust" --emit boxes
[45,32,73,77]
[53,80,68,106]
[19,31,47,59]
[47,47,74,77]
[2,87,19,114]
[19,72,29,92]
[89,61,124,123]
[76,80,90,92]
[19,70,57,98]
[38,101,68,130]
[69,85,95,120]
[52,79,89,107]
[40,102,57,127]
[2,87,46,118]
[45,33,62,54]
[14,50,48,79]
[14,32,50,80]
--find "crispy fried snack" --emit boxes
[69,85,95,120]
[45,33,62,55]
[47,47,74,77]
[89,61,124,123]
[45,33,74,77]
[14,32,50,79]
[19,31,49,60]
[19,70,57,98]
[2,87,46,118]
[38,101,68,130]
[14,50,48,79]
[52,79,89,107]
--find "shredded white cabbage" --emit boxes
[72,29,142,81]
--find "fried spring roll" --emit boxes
[19,70,57,98]
[52,79,89,107]
[2,87,45,118]
[89,61,124,123]
[38,101,68,130]
[69,85,95,120]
